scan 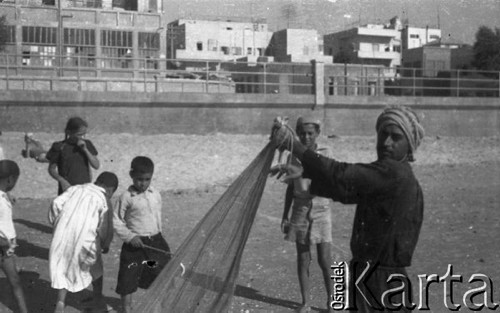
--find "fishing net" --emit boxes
[134,141,277,312]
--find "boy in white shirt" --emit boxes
[113,156,171,313]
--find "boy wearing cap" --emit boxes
[272,115,334,313]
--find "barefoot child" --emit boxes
[46,117,100,195]
[0,160,28,313]
[49,172,118,313]
[113,156,171,313]
[271,115,334,313]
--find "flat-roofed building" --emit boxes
[167,18,273,62]
[0,0,167,77]
[402,26,442,50]
[267,28,332,63]
[324,23,401,68]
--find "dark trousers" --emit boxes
[116,233,171,295]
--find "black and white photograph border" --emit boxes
[0,0,499,312]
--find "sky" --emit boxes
[163,0,500,45]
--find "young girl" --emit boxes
[46,117,100,195]
[273,115,334,313]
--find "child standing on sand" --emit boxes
[113,156,171,313]
[49,172,118,313]
[270,115,334,313]
[0,160,28,313]
[46,117,100,195]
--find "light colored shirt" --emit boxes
[0,190,16,241]
[113,185,162,243]
[49,183,113,292]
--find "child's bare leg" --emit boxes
[55,288,68,313]
[92,276,104,299]
[317,242,333,310]
[296,242,311,311]
[121,294,133,313]
[2,257,28,313]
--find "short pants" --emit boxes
[115,233,171,295]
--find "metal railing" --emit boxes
[0,52,499,97]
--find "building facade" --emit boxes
[401,26,441,50]
[167,19,273,62]
[323,22,401,68]
[267,28,332,63]
[1,0,167,78]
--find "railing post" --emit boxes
[312,59,325,110]
[205,61,209,93]
[6,57,9,90]
[263,63,267,93]
[144,58,147,92]
[77,55,82,91]
[412,68,416,96]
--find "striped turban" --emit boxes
[375,106,425,162]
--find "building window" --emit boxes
[208,39,218,51]
[67,0,102,8]
[63,28,96,68]
[101,30,133,68]
[0,26,16,65]
[21,26,57,67]
[247,47,253,55]
[196,41,203,51]
[221,46,229,55]
[138,32,160,69]
[410,34,419,39]
[22,26,57,45]
[232,47,242,55]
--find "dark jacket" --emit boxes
[301,149,423,267]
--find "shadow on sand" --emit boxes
[0,271,120,312]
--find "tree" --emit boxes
[472,26,500,72]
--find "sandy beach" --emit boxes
[0,132,499,312]
[1,132,499,200]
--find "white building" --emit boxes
[402,26,442,50]
[324,23,401,67]
[168,19,273,61]
[268,28,332,63]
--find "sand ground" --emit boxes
[0,132,499,312]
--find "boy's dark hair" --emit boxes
[0,160,20,179]
[95,172,119,191]
[65,117,88,134]
[130,156,154,175]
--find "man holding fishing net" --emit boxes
[271,106,425,312]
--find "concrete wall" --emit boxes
[0,90,499,136]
